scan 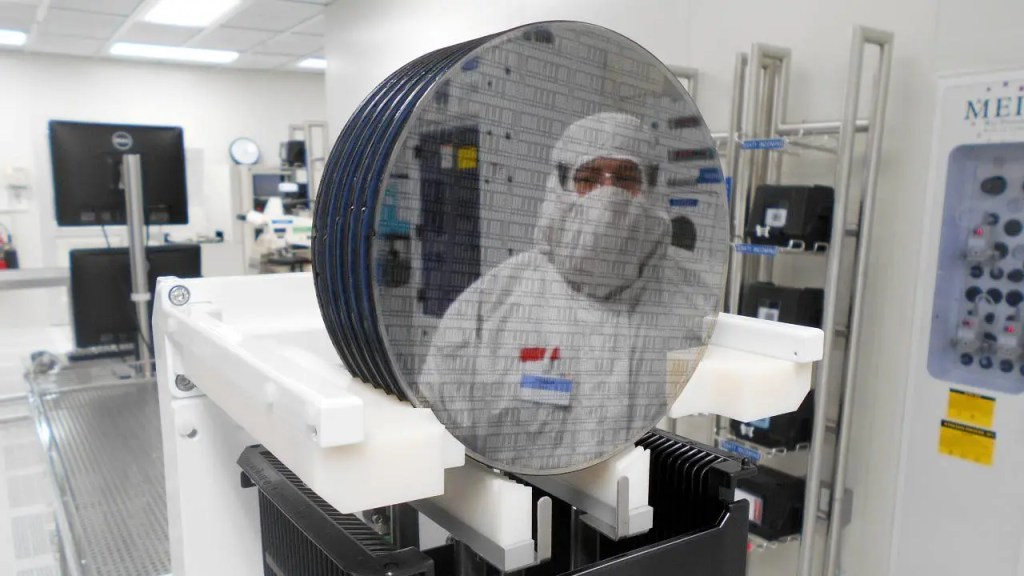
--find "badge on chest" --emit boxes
[517,346,572,407]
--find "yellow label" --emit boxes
[947,388,995,428]
[456,146,478,170]
[938,419,995,466]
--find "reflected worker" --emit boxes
[419,112,713,472]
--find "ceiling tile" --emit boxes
[119,21,199,45]
[189,26,273,51]
[49,0,144,16]
[0,2,38,30]
[222,0,322,32]
[29,33,102,55]
[37,8,124,39]
[290,14,322,35]
[254,32,319,56]
[231,52,291,69]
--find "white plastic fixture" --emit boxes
[0,29,27,46]
[297,58,327,70]
[154,273,821,574]
[110,42,239,64]
[144,0,241,27]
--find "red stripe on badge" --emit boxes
[519,347,546,362]
[550,347,560,361]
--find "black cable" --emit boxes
[100,224,111,248]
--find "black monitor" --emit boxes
[49,120,189,226]
[252,173,308,212]
[69,244,201,349]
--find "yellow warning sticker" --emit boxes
[939,419,995,466]
[947,388,995,428]
[457,146,478,170]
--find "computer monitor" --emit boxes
[69,244,201,349]
[252,173,308,212]
[49,120,189,226]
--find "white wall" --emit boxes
[0,53,326,326]
[322,1,1024,575]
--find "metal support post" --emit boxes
[821,26,894,576]
[795,25,893,576]
[668,65,700,103]
[121,154,153,377]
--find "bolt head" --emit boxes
[175,374,195,392]
[169,285,191,306]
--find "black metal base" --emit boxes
[238,429,755,576]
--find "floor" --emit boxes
[0,327,69,575]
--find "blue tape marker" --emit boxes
[740,138,785,150]
[721,439,762,463]
[697,166,724,184]
[749,417,771,430]
[669,198,699,208]
[735,243,779,256]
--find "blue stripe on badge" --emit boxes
[520,374,572,394]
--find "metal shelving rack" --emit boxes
[712,25,894,576]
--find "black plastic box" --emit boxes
[729,390,814,451]
[745,184,834,249]
[735,467,805,541]
[740,282,824,328]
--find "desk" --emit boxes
[0,267,69,291]
[27,358,169,576]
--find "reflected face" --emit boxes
[573,157,643,197]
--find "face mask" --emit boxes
[547,185,668,300]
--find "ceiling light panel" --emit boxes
[145,0,241,28]
[110,42,239,63]
[0,28,27,46]
[297,57,325,69]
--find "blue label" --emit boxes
[520,374,572,394]
[740,138,785,150]
[749,417,771,430]
[725,176,733,203]
[735,243,779,256]
[720,440,762,463]
[271,219,292,225]
[697,166,724,184]
[669,198,699,208]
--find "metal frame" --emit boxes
[816,26,894,576]
[668,65,699,103]
[716,25,894,576]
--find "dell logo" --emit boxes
[112,131,133,150]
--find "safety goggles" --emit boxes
[573,157,643,196]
